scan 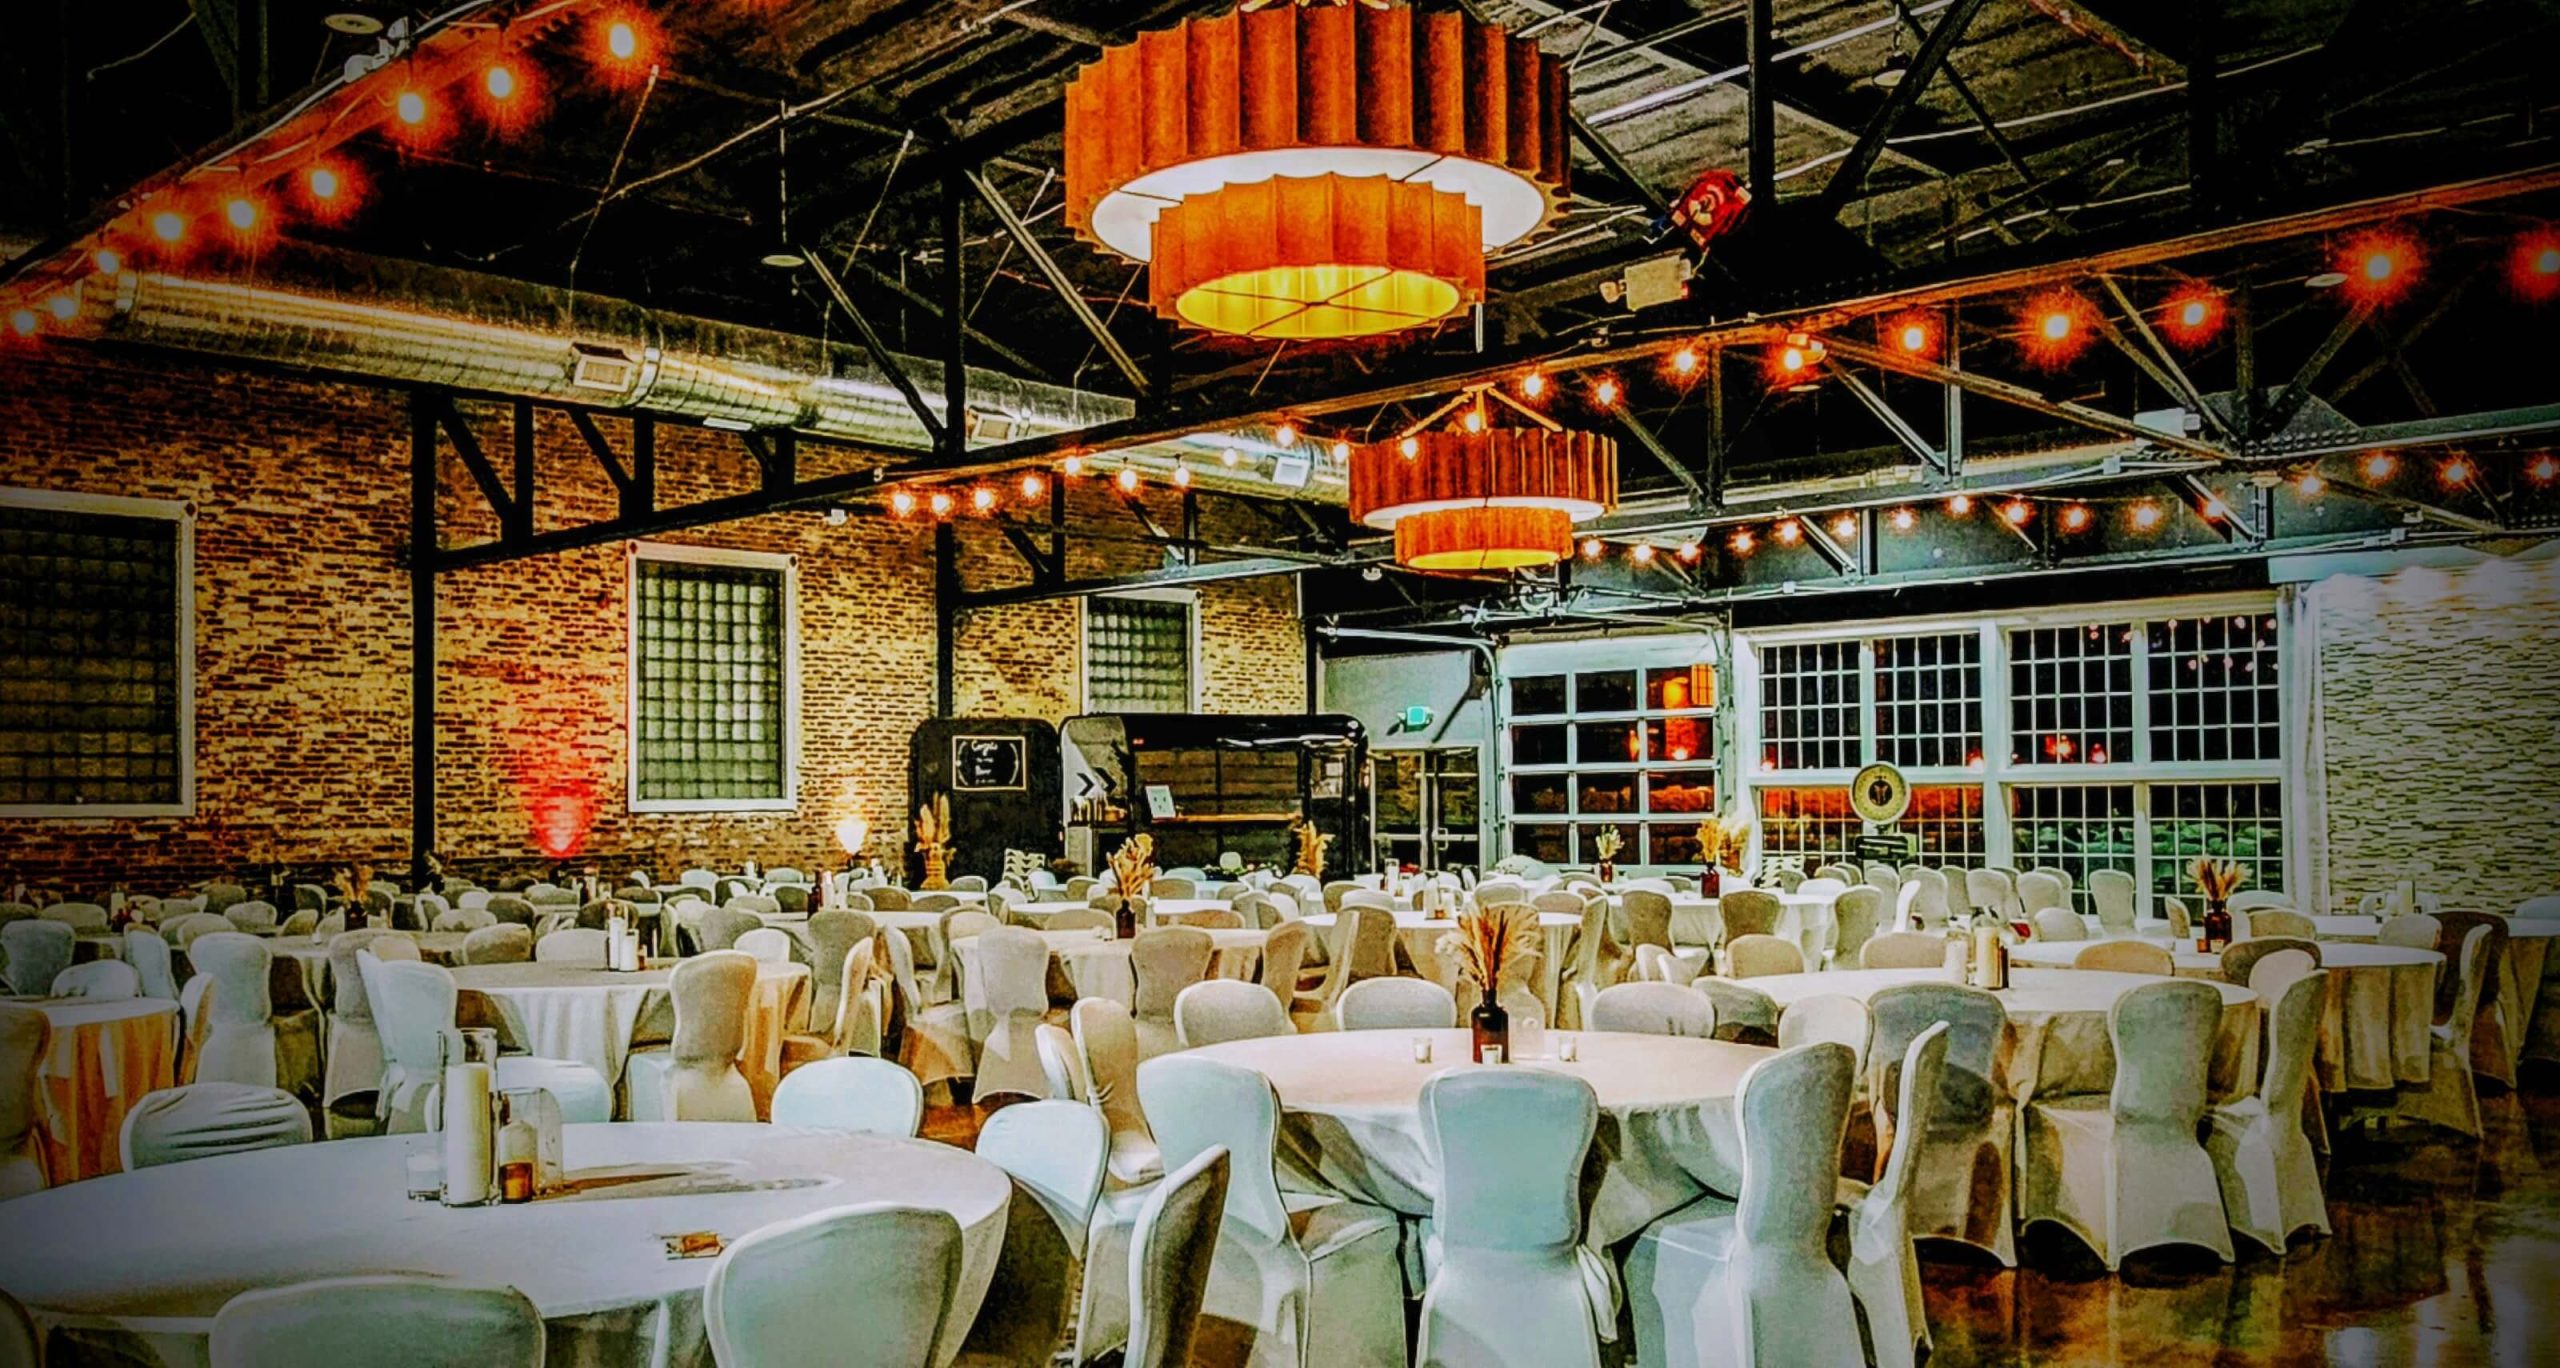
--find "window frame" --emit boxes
[625,542,800,815]
[1080,588,1201,714]
[1498,632,1724,871]
[0,487,196,819]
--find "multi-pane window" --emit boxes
[2010,623,2135,765]
[1874,633,1982,768]
[1086,594,1193,712]
[2148,614,2280,761]
[1900,785,1986,863]
[1756,787,1860,868]
[1508,660,1717,866]
[0,497,188,811]
[2009,785,2137,912]
[2150,781,2284,906]
[1759,642,1859,770]
[634,554,789,806]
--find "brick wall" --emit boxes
[2310,554,2560,914]
[0,345,1305,893]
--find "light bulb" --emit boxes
[1398,436,1419,459]
[1947,493,1972,516]
[928,491,954,517]
[1461,408,1483,434]
[2295,471,2325,496]
[1889,507,1915,531]
[1671,347,1698,375]
[1632,543,1657,564]
[1677,540,1701,561]
[1581,538,1603,559]
[2061,504,2092,531]
[1019,472,1045,498]
[396,90,428,125]
[1273,422,1297,447]
[889,490,917,516]
[7,310,35,338]
[2360,452,2395,480]
[1899,324,1928,353]
[1330,440,1350,464]
[1730,528,1755,554]
[970,486,997,513]
[1775,520,1801,545]
[150,211,186,243]
[1593,378,1618,406]
[2131,502,2162,530]
[485,64,517,100]
[1830,515,1857,539]
[224,197,259,231]
[2002,499,2033,525]
[1220,447,1240,467]
[309,167,340,200]
[607,20,639,60]
[1061,454,1085,477]
[93,249,122,274]
[2040,311,2072,342]
[1116,467,1141,493]
[1172,464,1193,488]
[1520,371,1546,398]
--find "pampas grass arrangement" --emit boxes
[1439,902,1539,999]
[2188,855,2248,904]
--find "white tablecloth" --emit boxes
[1300,911,1581,1018]
[1643,891,1831,948]
[267,933,468,1006]
[453,962,808,1112]
[1754,968,2259,1104]
[1186,1029,1764,1254]
[29,997,178,1183]
[954,927,1267,1008]
[0,1123,1010,1368]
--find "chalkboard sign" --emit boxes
[1854,832,1918,862]
[951,735,1027,791]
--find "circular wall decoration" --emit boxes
[1849,762,1912,825]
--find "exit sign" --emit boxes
[1402,705,1435,730]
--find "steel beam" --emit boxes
[801,248,949,449]
[1831,366,1949,477]
[1746,0,1776,203]
[942,172,969,465]
[966,170,1153,397]
[1816,0,1994,218]
[2326,474,2502,536]
[1613,405,1710,505]
[2174,472,2260,543]
[1818,332,2230,461]
[408,393,438,885]
[846,257,1054,381]
[934,521,958,718]
[2255,299,2374,440]
[955,552,1383,609]
[2097,275,2231,441]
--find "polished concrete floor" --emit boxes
[925,1071,2560,1368]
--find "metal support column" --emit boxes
[1746,0,1776,205]
[409,393,438,884]
[935,522,959,718]
[935,168,968,718]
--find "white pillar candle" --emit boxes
[440,1059,494,1207]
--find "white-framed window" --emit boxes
[1501,637,1722,868]
[627,543,798,813]
[1082,589,1198,713]
[0,488,195,817]
[1736,593,2285,913]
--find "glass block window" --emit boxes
[1505,655,1720,866]
[1873,633,1982,769]
[1756,787,1859,868]
[2008,785,2136,912]
[2148,613,2281,762]
[634,557,787,804]
[1898,785,1986,863]
[2149,781,2284,908]
[1759,642,1860,771]
[2010,623,2135,765]
[0,501,185,810]
[1086,594,1193,712]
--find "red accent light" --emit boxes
[2512,231,2560,302]
[2159,286,2226,347]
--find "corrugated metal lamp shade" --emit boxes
[1351,429,1618,571]
[1064,1,1571,339]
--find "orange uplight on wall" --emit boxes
[1064,2,1571,338]
[1350,428,1617,572]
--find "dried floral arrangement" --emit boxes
[2188,856,2249,904]
[913,795,955,889]
[1590,827,1624,862]
[1693,808,1752,870]
[1288,816,1329,878]
[1437,902,1539,999]
[1109,832,1158,901]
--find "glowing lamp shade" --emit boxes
[1065,3,1570,338]
[1351,428,1616,572]
[834,815,871,859]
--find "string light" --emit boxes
[1676,540,1701,562]
[2019,289,2093,366]
[1631,543,1657,564]
[223,196,261,232]
[6,309,35,339]
[1670,346,1699,375]
[44,294,75,322]
[2001,499,2033,526]
[889,490,917,516]
[2295,470,2326,497]
[2131,501,2164,530]
[1273,422,1298,447]
[1116,467,1142,493]
[1061,454,1086,477]
[2199,493,2230,521]
[1329,440,1351,464]
[2160,286,2226,347]
[2527,454,2559,484]
[1947,493,1973,516]
[1019,472,1046,499]
[2060,503,2093,532]
[1398,435,1420,459]
[1775,519,1801,545]
[1889,507,1916,532]
[300,161,358,222]
[149,210,187,244]
[2515,231,2560,301]
[2360,451,2396,480]
[93,249,121,274]
[1830,514,1857,540]
[1581,537,1604,559]
[1592,378,1619,406]
[927,491,955,517]
[1219,447,1241,467]
[1729,527,1755,554]
[1519,370,1546,398]
[1172,464,1194,488]
[485,63,518,101]
[2441,456,2473,485]
[1883,311,1937,357]
[2337,229,2420,305]
[394,89,430,128]
[1460,408,1484,434]
[970,485,998,514]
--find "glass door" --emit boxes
[1375,752,1427,871]
[1426,749,1483,871]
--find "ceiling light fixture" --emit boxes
[1351,428,1619,572]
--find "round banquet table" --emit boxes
[265,932,468,1008]
[1006,899,1097,923]
[2006,939,2441,1092]
[1300,910,1582,1019]
[1143,898,1243,927]
[451,961,809,1116]
[2502,916,2560,1068]
[954,926,1267,1008]
[23,996,177,1183]
[0,1123,1010,1368]
[1752,968,2260,1105]
[1640,890,1831,949]
[1185,1029,1765,1262]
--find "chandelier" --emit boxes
[1350,409,1618,571]
[1064,1,1572,340]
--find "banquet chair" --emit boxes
[1558,897,1627,1031]
[1777,993,1870,1076]
[1338,890,1396,917]
[782,938,884,1070]
[51,959,139,1000]
[533,927,609,967]
[1832,887,1885,969]
[965,927,1054,1103]
[1842,1023,1949,1368]
[1123,1147,1233,1368]
[2221,937,2322,988]
[0,919,72,996]
[461,924,532,965]
[2395,925,2492,1138]
[1180,908,1248,931]
[2210,969,2331,1254]
[127,927,180,1001]
[1718,890,1783,943]
[1627,1043,1863,1368]
[31,901,103,932]
[1035,1023,1086,1101]
[1767,867,1807,894]
[1258,920,1310,1006]
[1334,977,1457,1031]
[769,885,811,916]
[197,883,249,916]
[2162,896,2193,941]
[484,895,537,928]
[0,1005,51,1199]
[1633,944,1709,985]
[186,932,282,1090]
[1137,1054,1405,1368]
[1072,997,1162,1187]
[911,893,963,914]
[276,909,320,938]
[882,928,973,1098]
[1907,868,1954,931]
[1232,892,1284,930]
[363,956,613,1128]
[2229,891,2291,915]
[958,1100,1113,1368]
[210,1276,544,1368]
[1532,890,1586,920]
[2431,910,2513,1086]
[1965,868,2018,920]
[2379,913,2441,950]
[1623,890,1677,956]
[310,912,351,940]
[119,1082,311,1169]
[707,1204,961,1368]
[694,905,763,955]
[770,1057,924,1136]
[625,951,760,1123]
[1299,905,1397,1028]
[455,889,494,912]
[2244,908,2318,942]
[2015,873,2070,919]
[1149,877,1199,901]
[2075,939,2175,976]
[1176,979,1292,1048]
[1045,908,1112,934]
[1589,981,1716,1038]
[2246,949,2320,1001]
[2031,908,2088,942]
[1725,934,1804,979]
[220,900,278,935]
[2022,978,2234,1269]
[571,899,624,931]
[322,930,416,1134]
[1868,982,2015,1265]
[860,885,910,912]
[732,927,792,965]
[1864,863,1904,897]
[1131,927,1216,1060]
[1416,1068,1604,1368]
[1471,879,1525,908]
[1815,863,1861,886]
[1693,979,1779,1046]
[432,906,495,934]
[2088,871,2139,936]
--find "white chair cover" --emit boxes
[2021,978,2235,1268]
[1335,977,1458,1031]
[360,953,451,1134]
[186,933,280,1089]
[732,927,792,964]
[1035,1022,1086,1101]
[1131,927,1215,1059]
[1627,1042,1862,1368]
[705,1205,961,1368]
[1416,1068,1606,1368]
[769,1056,924,1136]
[1775,993,1870,1076]
[625,951,758,1122]
[461,924,533,965]
[51,959,140,999]
[209,1276,543,1368]
[962,1100,1112,1368]
[1136,1054,1405,1368]
[1843,1023,1949,1368]
[1869,983,2015,1265]
[42,902,112,932]
[1907,868,1952,931]
[1072,997,1161,1185]
[2394,925,2490,1138]
[884,926,974,1094]
[2015,871,2069,917]
[532,927,608,967]
[1588,981,1716,1038]
[1861,932,1952,971]
[1964,868,2017,918]
[2209,969,2330,1254]
[223,901,280,934]
[119,1082,311,1169]
[1125,1148,1232,1368]
[1691,979,1779,1045]
[2088,870,2138,934]
[0,920,72,997]
[126,928,181,1001]
[1832,887,1885,968]
[2377,913,2441,950]
[1724,934,1803,979]
[2075,939,2175,976]
[964,927,1052,1103]
[2030,908,2087,942]
[0,1005,52,1199]
[2245,908,2318,941]
[1175,979,1292,1048]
